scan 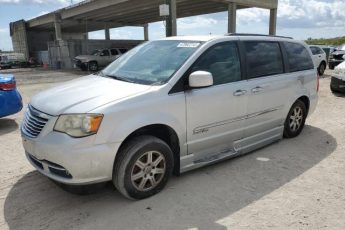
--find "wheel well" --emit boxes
[116,124,180,175]
[297,96,310,114]
[320,60,326,67]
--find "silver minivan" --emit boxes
[21,34,318,199]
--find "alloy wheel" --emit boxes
[131,151,166,192]
[289,106,303,132]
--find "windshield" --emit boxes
[91,50,101,56]
[101,40,202,85]
[340,45,345,51]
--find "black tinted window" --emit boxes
[192,42,241,85]
[310,46,318,55]
[101,50,110,56]
[119,48,128,54]
[244,41,284,79]
[284,42,314,72]
[111,49,119,55]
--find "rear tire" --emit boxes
[318,62,326,76]
[283,100,307,138]
[113,135,174,200]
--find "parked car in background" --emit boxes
[309,45,327,75]
[0,61,11,69]
[330,59,345,93]
[319,45,336,62]
[0,74,23,118]
[21,35,318,200]
[329,44,345,69]
[74,48,129,71]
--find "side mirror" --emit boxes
[189,71,213,88]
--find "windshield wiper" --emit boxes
[105,74,135,83]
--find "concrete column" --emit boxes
[228,2,237,34]
[269,8,277,35]
[166,0,177,37]
[54,13,62,40]
[171,0,177,36]
[105,27,110,40]
[143,24,149,41]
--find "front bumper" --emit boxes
[74,59,88,69]
[331,77,345,93]
[329,59,343,68]
[22,130,121,185]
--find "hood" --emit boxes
[75,55,94,61]
[333,61,345,81]
[332,50,345,55]
[30,75,152,116]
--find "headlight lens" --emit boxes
[54,114,103,137]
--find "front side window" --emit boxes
[102,40,202,85]
[244,41,284,79]
[284,42,314,72]
[101,50,110,56]
[191,42,241,85]
[111,49,119,55]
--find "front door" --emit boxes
[186,41,247,159]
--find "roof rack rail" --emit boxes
[225,33,293,39]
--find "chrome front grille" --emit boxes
[22,105,50,138]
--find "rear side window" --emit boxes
[310,46,318,55]
[244,41,284,79]
[191,42,241,85]
[310,46,324,55]
[284,42,314,72]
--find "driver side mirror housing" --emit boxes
[189,71,213,88]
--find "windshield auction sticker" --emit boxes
[177,42,201,48]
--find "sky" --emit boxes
[0,0,344,51]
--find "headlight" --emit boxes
[54,114,103,137]
[334,68,345,76]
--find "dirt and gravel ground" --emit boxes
[0,68,345,230]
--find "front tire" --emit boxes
[113,135,174,200]
[283,100,307,138]
[88,61,98,72]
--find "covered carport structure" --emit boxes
[10,0,278,68]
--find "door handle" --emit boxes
[251,86,264,93]
[233,90,247,96]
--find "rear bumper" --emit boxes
[0,89,23,117]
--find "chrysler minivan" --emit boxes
[21,34,318,199]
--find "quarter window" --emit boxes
[191,42,241,85]
[244,41,284,79]
[284,42,314,72]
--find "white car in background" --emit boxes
[309,45,327,76]
[330,58,345,93]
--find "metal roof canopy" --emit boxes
[26,0,278,33]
